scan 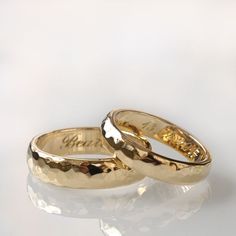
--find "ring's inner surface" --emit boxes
[36,128,109,156]
[114,110,209,162]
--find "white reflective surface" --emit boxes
[27,175,210,235]
[1,0,236,235]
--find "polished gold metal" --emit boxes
[101,109,212,185]
[27,127,145,188]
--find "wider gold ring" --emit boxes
[27,127,145,188]
[102,109,212,185]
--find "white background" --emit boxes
[1,0,236,235]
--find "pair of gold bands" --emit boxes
[27,109,212,188]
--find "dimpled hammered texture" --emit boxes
[27,127,145,188]
[101,110,212,185]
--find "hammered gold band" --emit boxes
[27,127,144,188]
[102,109,212,185]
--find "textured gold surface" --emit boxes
[101,109,212,184]
[27,127,145,188]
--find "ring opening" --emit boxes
[35,128,109,156]
[114,110,209,163]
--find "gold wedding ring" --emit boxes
[27,109,212,188]
[27,127,145,188]
[101,109,212,185]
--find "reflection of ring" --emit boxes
[100,181,210,235]
[102,109,212,184]
[27,174,210,234]
[27,127,145,188]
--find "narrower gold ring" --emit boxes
[27,127,144,188]
[101,109,212,185]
